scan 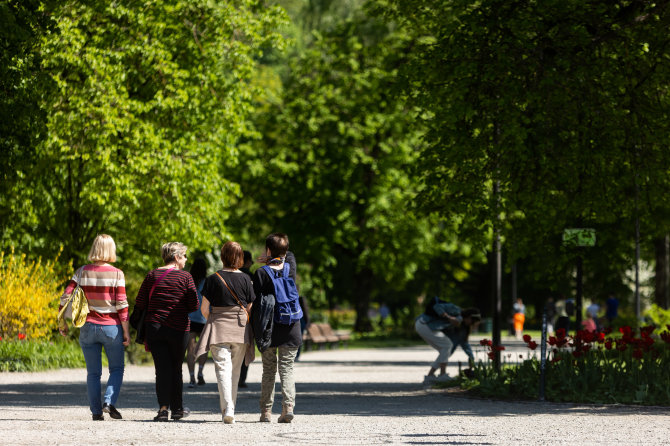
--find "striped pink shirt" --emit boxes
[60,264,129,325]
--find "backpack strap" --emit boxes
[215,272,250,323]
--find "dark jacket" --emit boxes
[251,292,275,352]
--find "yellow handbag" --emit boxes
[58,269,90,328]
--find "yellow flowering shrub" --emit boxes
[0,248,65,340]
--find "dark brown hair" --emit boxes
[266,233,289,258]
[221,241,244,269]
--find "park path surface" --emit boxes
[1,342,668,445]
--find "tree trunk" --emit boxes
[353,266,374,333]
[654,235,670,309]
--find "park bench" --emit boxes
[303,323,328,350]
[302,322,351,350]
[317,322,350,348]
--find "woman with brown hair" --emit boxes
[196,241,255,424]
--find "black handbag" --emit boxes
[129,268,174,344]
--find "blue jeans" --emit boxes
[79,323,125,415]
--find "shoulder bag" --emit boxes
[130,268,174,344]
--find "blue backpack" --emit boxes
[262,263,303,325]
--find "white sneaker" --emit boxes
[223,408,235,424]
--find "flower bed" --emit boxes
[464,326,670,406]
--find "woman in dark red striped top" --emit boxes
[134,242,198,422]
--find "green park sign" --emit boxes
[562,228,597,247]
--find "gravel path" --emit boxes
[0,344,668,445]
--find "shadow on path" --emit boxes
[2,379,668,418]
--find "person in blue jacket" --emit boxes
[415,296,480,383]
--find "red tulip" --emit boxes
[18,333,26,340]
[480,339,492,347]
[604,340,613,350]
[523,334,531,343]
[527,341,538,350]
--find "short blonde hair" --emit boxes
[161,242,187,264]
[87,234,117,263]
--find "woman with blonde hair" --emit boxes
[134,242,199,422]
[59,234,129,421]
[196,241,255,424]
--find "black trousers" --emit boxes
[239,362,248,385]
[146,323,188,410]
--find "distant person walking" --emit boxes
[237,250,254,389]
[545,297,556,335]
[186,258,208,388]
[513,298,526,340]
[134,242,198,422]
[59,234,129,421]
[196,242,255,424]
[606,294,619,326]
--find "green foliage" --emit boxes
[242,9,463,330]
[2,0,288,272]
[647,304,670,334]
[0,339,86,372]
[379,0,670,306]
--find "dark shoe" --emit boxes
[154,409,169,422]
[197,376,205,386]
[171,407,190,420]
[238,382,248,388]
[102,403,122,419]
[188,377,196,388]
[92,414,104,421]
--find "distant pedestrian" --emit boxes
[295,295,310,361]
[237,250,254,388]
[186,258,208,388]
[379,303,390,328]
[59,234,129,421]
[606,294,619,326]
[545,297,556,334]
[513,298,526,340]
[586,300,602,331]
[134,242,198,422]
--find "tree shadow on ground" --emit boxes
[1,379,667,418]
